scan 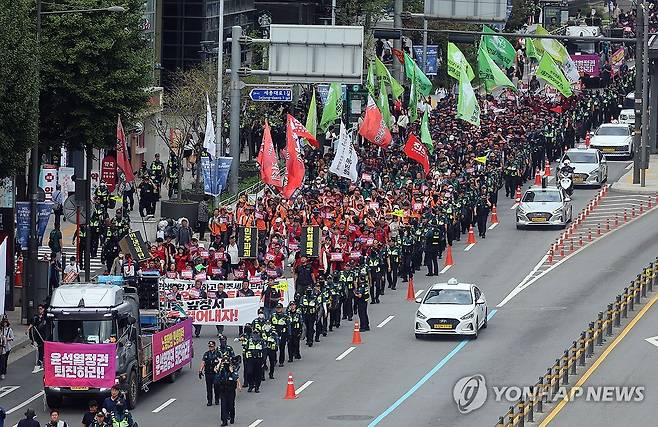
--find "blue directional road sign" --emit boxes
[249,87,293,102]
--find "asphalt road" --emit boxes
[2,160,648,427]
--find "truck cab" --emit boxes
[45,284,147,409]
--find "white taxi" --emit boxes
[414,278,488,339]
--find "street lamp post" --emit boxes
[24,0,125,322]
[216,0,225,159]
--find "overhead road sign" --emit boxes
[249,87,293,102]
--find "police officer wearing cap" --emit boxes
[286,301,303,361]
[270,303,289,366]
[353,272,370,331]
[199,340,221,406]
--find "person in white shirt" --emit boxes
[63,256,80,283]
[0,315,14,379]
[227,235,240,273]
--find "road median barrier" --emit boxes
[495,258,657,427]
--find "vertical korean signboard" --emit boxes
[300,226,320,257]
[237,227,258,258]
[152,319,193,381]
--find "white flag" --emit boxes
[329,122,358,182]
[0,237,6,315]
[203,94,217,156]
[561,55,581,83]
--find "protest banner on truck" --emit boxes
[44,342,116,388]
[152,319,193,381]
[166,296,260,326]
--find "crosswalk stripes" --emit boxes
[37,246,105,277]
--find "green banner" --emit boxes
[481,25,516,70]
[403,51,433,96]
[477,44,516,93]
[456,67,480,126]
[536,53,573,97]
[447,42,475,81]
[374,57,404,100]
[305,90,317,139]
[378,80,392,128]
[319,82,342,132]
[525,38,540,61]
[420,109,434,154]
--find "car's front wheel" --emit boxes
[482,310,488,329]
[471,319,479,339]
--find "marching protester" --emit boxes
[0,316,14,380]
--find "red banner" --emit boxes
[44,342,116,388]
[257,120,283,188]
[101,155,117,193]
[359,96,391,149]
[116,116,135,183]
[282,114,306,199]
[404,134,430,174]
[152,319,193,381]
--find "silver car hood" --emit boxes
[519,201,564,213]
[571,163,599,174]
[590,135,632,146]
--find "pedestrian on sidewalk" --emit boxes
[0,316,14,380]
[27,304,48,372]
[48,223,63,263]
[52,185,64,228]
[49,253,61,290]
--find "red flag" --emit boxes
[358,96,392,149]
[549,105,563,114]
[288,115,318,148]
[282,114,306,199]
[391,48,405,65]
[116,116,135,183]
[257,120,283,188]
[404,133,430,175]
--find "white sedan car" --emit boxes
[589,123,634,158]
[561,147,608,187]
[414,278,488,339]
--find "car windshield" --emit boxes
[52,319,117,344]
[424,289,473,305]
[564,152,597,163]
[596,127,629,136]
[522,191,562,203]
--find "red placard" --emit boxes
[152,319,193,381]
[44,342,116,388]
[101,155,117,193]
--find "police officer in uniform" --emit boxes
[286,301,303,362]
[214,357,241,426]
[366,250,383,303]
[270,303,289,366]
[261,323,278,379]
[385,239,400,290]
[327,275,343,331]
[425,221,443,276]
[475,190,492,238]
[150,153,165,192]
[412,224,424,272]
[400,228,414,283]
[299,287,319,347]
[314,283,328,341]
[166,152,180,198]
[199,341,221,406]
[353,273,370,331]
[241,326,264,393]
[94,182,110,212]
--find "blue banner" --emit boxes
[412,45,439,76]
[16,201,54,250]
[201,156,233,196]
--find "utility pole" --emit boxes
[633,3,644,184]
[422,18,428,74]
[641,3,649,187]
[229,26,241,194]
[331,0,336,25]
[393,0,403,81]
[215,0,224,158]
[84,145,92,278]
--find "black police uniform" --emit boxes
[201,348,221,405]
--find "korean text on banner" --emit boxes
[300,226,320,257]
[238,227,258,258]
[152,319,193,381]
[44,342,116,388]
[168,296,260,326]
[159,278,296,306]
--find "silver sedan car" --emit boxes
[516,186,573,229]
[560,147,608,188]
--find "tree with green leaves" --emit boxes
[39,0,152,152]
[0,0,38,178]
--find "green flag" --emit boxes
[403,51,433,96]
[374,57,404,100]
[319,82,342,132]
[481,25,516,70]
[420,109,434,154]
[379,80,392,128]
[456,67,480,127]
[305,90,317,139]
[536,53,573,97]
[477,43,516,92]
[525,38,540,61]
[409,66,418,124]
[366,64,376,97]
[534,25,569,63]
[447,42,475,81]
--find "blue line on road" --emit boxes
[368,309,498,427]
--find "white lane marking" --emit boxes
[414,289,424,298]
[377,315,395,328]
[511,203,519,210]
[0,386,20,399]
[248,420,264,427]
[295,380,313,395]
[488,222,498,230]
[644,336,658,348]
[336,346,357,361]
[626,162,633,170]
[498,203,658,307]
[152,398,176,413]
[464,243,475,252]
[440,265,452,274]
[7,391,44,414]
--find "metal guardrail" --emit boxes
[220,181,266,207]
[494,259,657,427]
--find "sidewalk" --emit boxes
[611,154,658,193]
[5,307,31,350]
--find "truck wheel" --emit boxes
[126,370,139,409]
[164,369,179,383]
[46,393,63,409]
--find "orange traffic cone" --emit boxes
[406,276,416,301]
[444,245,454,266]
[352,322,362,345]
[491,205,499,224]
[284,373,297,399]
[467,225,477,245]
[544,159,551,176]
[534,170,542,186]
[515,186,522,203]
